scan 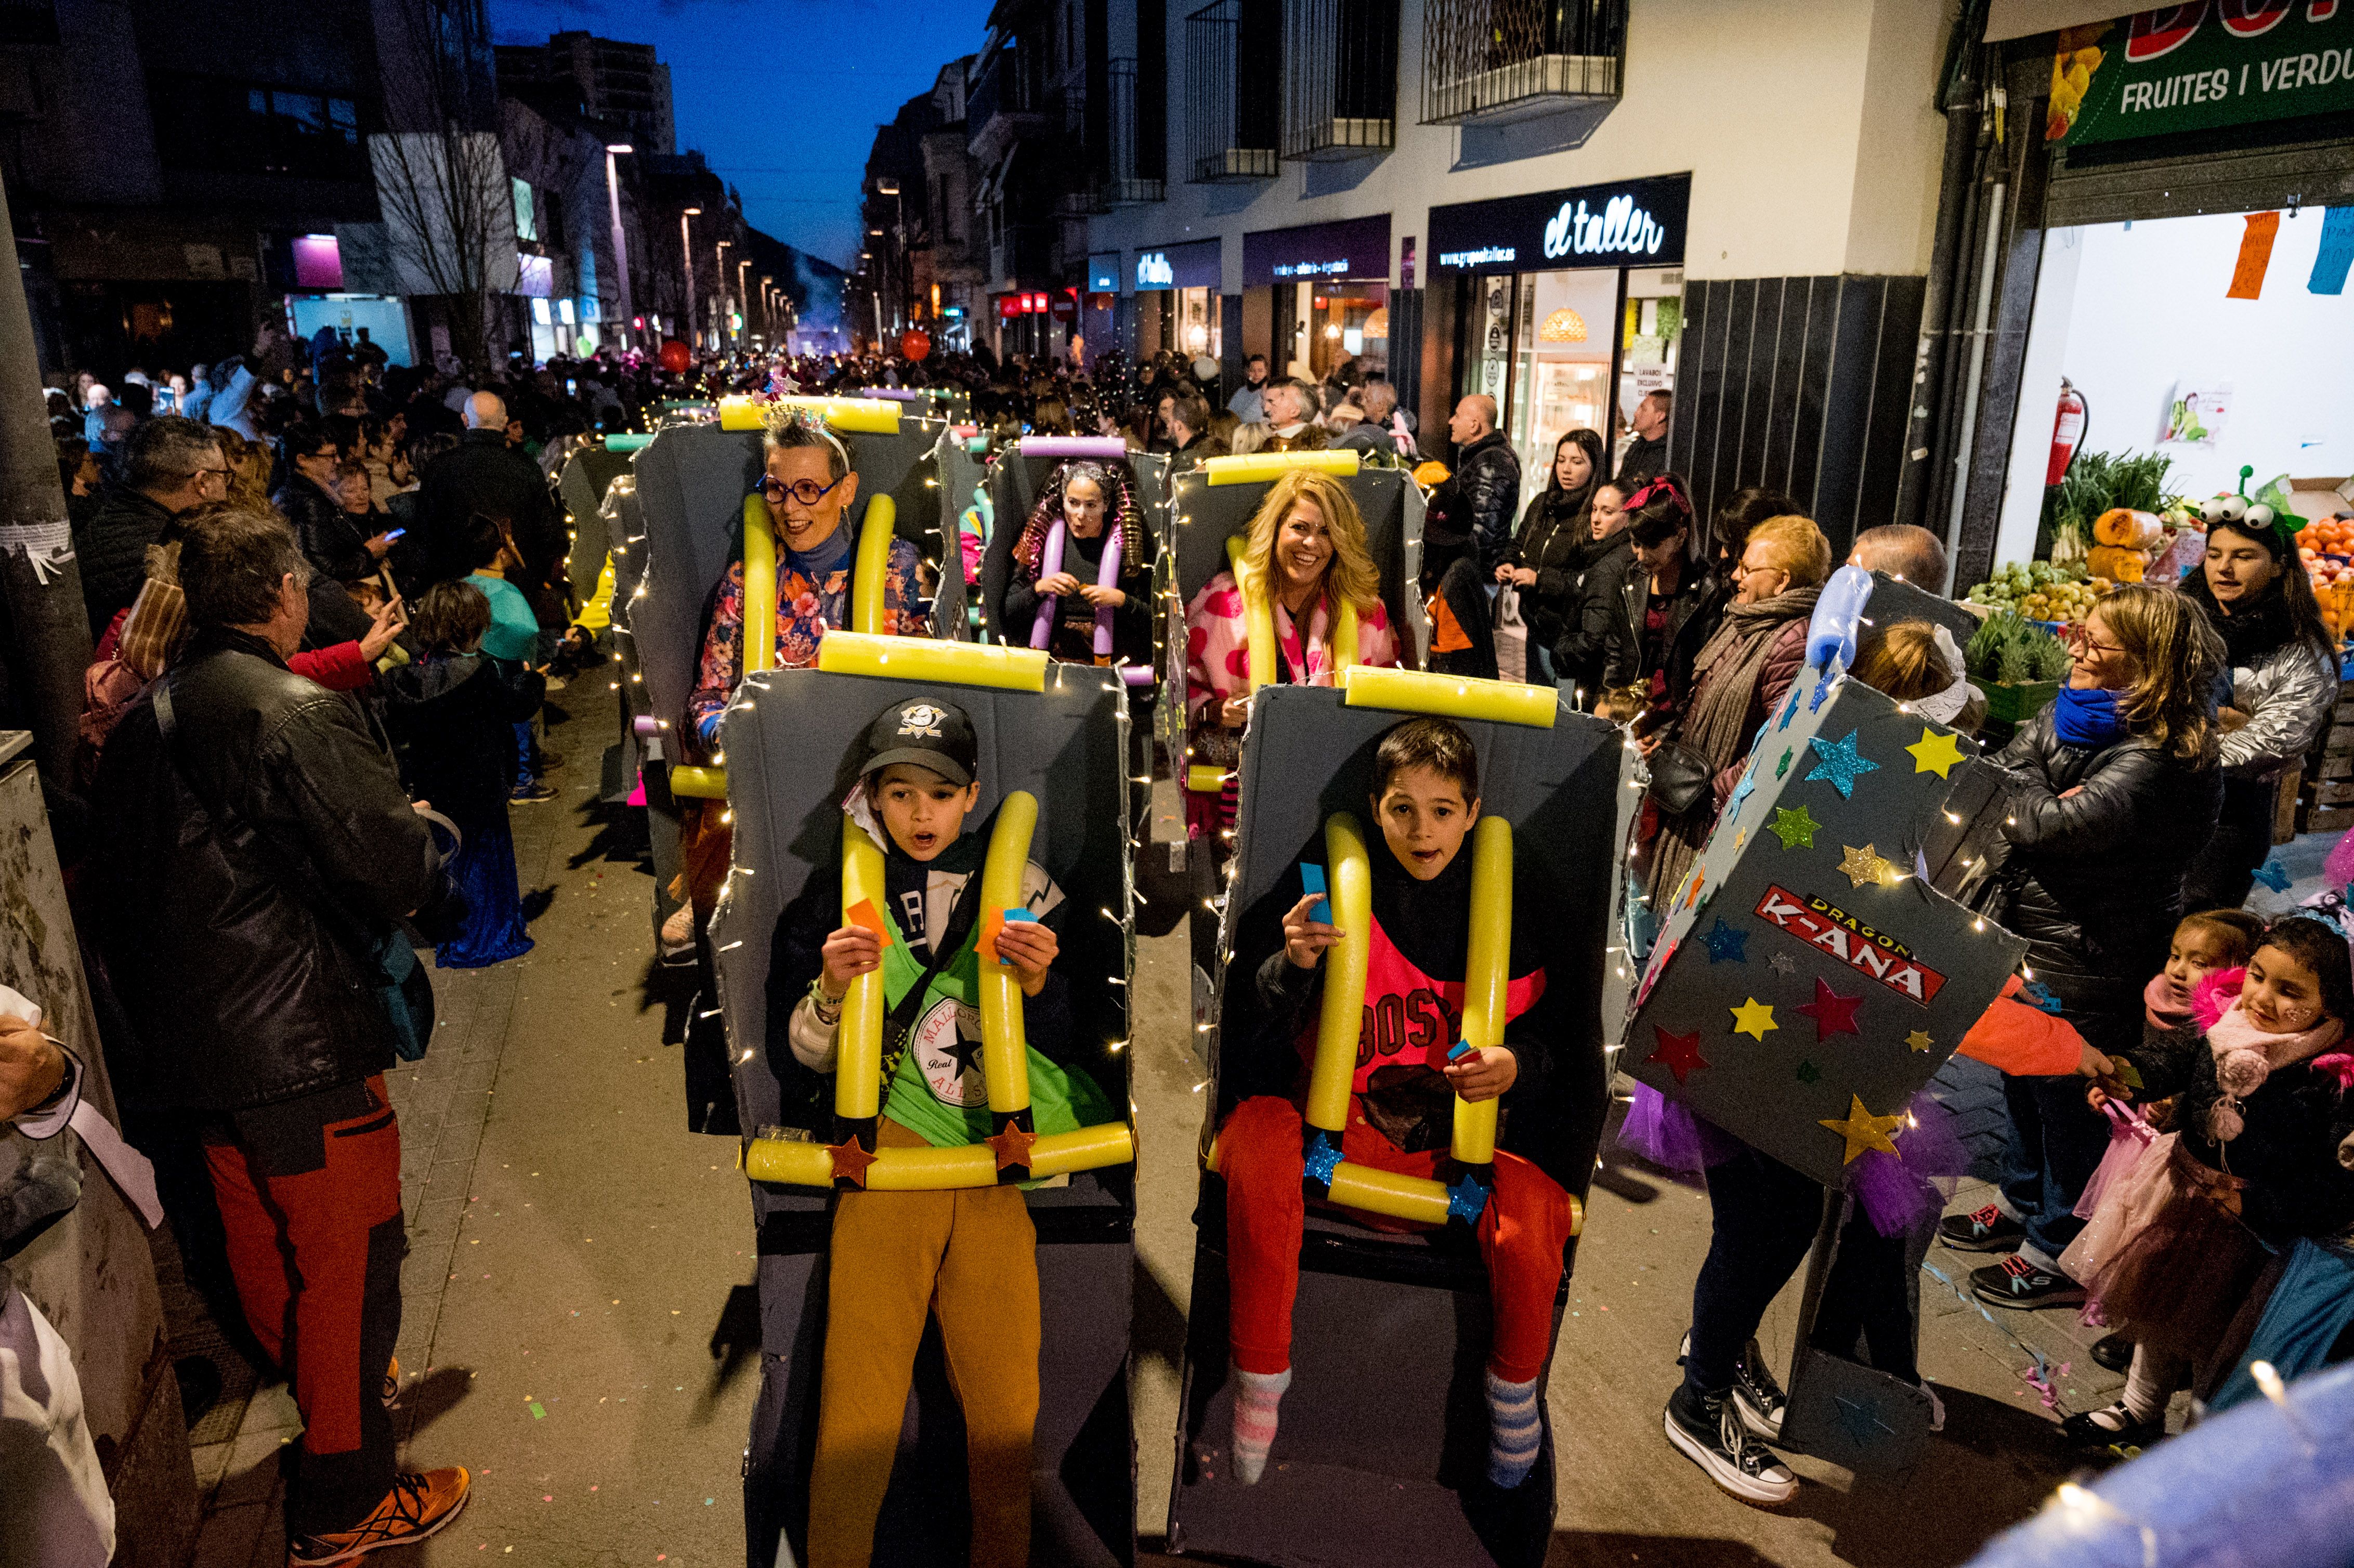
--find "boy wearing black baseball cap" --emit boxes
[773,695,1116,1568]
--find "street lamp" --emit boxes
[715,239,732,344]
[604,143,634,350]
[679,204,701,349]
[871,178,907,333]
[737,258,752,342]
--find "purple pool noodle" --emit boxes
[1019,436,1128,459]
[861,388,923,402]
[632,714,661,737]
[1120,665,1155,686]
[1030,520,1065,650]
[1093,524,1122,659]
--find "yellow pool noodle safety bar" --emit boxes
[834,815,890,1121]
[818,633,1048,691]
[742,496,776,676]
[670,766,727,799]
[717,393,903,434]
[1201,449,1360,486]
[978,792,1039,1116]
[743,790,1136,1190]
[1303,813,1372,1136]
[1225,535,1275,691]
[851,495,898,635]
[1186,764,1232,794]
[1450,816,1511,1167]
[1340,664,1558,729]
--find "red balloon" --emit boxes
[658,338,691,373]
[899,328,932,362]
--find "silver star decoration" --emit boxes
[1770,952,1797,976]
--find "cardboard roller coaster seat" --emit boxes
[709,659,1139,1567]
[978,441,1171,657]
[1169,677,1628,1568]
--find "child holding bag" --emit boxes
[2059,916,2354,1447]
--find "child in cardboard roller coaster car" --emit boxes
[767,695,1118,1568]
[1217,715,1581,1492]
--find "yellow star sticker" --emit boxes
[1907,726,1965,780]
[1819,1094,1905,1165]
[1730,997,1778,1040]
[1905,1029,1935,1053]
[1837,843,1897,890]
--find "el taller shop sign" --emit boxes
[1426,172,1690,276]
[2052,3,2354,146]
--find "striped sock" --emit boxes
[1230,1365,1291,1485]
[1486,1370,1544,1489]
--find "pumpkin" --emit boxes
[2086,544,2149,582]
[2093,508,2164,549]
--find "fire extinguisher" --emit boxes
[2047,377,2088,487]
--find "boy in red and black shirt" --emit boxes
[1216,716,1580,1491]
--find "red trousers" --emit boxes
[204,1076,406,1536]
[1220,1094,1577,1383]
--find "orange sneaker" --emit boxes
[285,1467,470,1564]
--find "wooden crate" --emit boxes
[2310,805,2354,834]
[2276,765,2306,845]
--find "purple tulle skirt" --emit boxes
[1617,1083,1967,1237]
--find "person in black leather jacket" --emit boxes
[1954,583,2226,1310]
[1424,396,1521,580]
[1501,428,1605,676]
[88,506,472,1550]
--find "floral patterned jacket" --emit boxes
[1182,568,1399,728]
[688,532,927,744]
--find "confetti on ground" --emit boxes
[529,1402,546,1419]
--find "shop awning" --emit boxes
[1983,2,2128,43]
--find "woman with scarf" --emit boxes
[1943,585,2226,1310]
[2177,515,2337,909]
[1183,467,1400,843]
[1498,428,1606,681]
[1639,513,1830,918]
[999,460,1153,673]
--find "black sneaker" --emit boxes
[1971,1254,2086,1309]
[510,781,560,804]
[2058,1400,2165,1451]
[1663,1384,1797,1505]
[1938,1203,2025,1252]
[2089,1332,2134,1374]
[1731,1338,1788,1441]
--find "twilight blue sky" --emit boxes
[490,0,998,268]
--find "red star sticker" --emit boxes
[986,1122,1040,1173]
[826,1137,879,1188]
[1795,976,1865,1042]
[1647,1024,1711,1085]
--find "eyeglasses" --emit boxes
[185,466,231,486]
[756,475,846,507]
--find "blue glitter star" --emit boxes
[1834,1394,1893,1446]
[1804,729,1880,798]
[1776,683,1802,731]
[1303,1130,1342,1188]
[1728,767,1757,820]
[1701,918,1749,964]
[2253,857,2293,893]
[1809,672,1839,713]
[1447,1173,1493,1225]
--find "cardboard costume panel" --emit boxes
[1170,684,1629,1568]
[558,442,634,615]
[979,447,1172,650]
[1622,668,2028,1191]
[708,664,1136,1568]
[1168,463,1428,670]
[935,437,991,639]
[626,417,950,742]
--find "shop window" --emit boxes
[148,73,369,181]
[1420,0,1626,126]
[1184,0,1279,181]
[512,178,538,243]
[1281,0,1397,159]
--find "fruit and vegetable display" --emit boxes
[2045,448,2175,567]
[1963,559,2111,624]
[1966,611,2072,687]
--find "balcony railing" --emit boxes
[1421,0,1626,126]
[1185,0,1279,183]
[1102,56,1165,204]
[967,40,1047,162]
[1282,0,1397,160]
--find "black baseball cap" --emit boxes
[859,697,977,787]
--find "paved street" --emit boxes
[177,697,2143,1567]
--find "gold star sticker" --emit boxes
[1907,726,1966,780]
[1837,843,1898,890]
[1730,997,1778,1040]
[1905,1029,1935,1053]
[1819,1094,1905,1165]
